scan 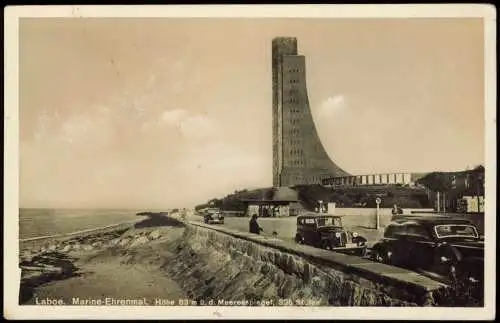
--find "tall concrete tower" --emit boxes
[272,37,349,187]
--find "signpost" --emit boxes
[375,197,382,230]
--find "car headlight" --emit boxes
[352,232,358,238]
[440,256,450,263]
[335,232,341,238]
[468,277,479,283]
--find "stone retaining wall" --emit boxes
[184,222,452,306]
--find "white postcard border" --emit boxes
[3,4,496,320]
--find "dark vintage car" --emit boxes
[371,215,484,284]
[203,208,224,224]
[294,213,367,256]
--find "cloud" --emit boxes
[172,80,183,93]
[59,113,115,148]
[147,73,157,87]
[173,59,185,72]
[190,143,263,171]
[318,95,346,117]
[180,142,268,196]
[179,114,216,140]
[161,108,188,125]
[160,109,217,140]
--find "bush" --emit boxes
[436,278,483,307]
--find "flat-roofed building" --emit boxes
[322,172,414,188]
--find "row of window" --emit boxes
[290,160,304,166]
[290,129,300,135]
[290,118,301,125]
[288,175,324,183]
[288,98,300,104]
[289,79,300,84]
[287,68,300,73]
[290,139,300,146]
[323,174,411,185]
[310,175,325,182]
[290,148,303,155]
[288,89,299,95]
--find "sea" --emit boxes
[19,208,145,240]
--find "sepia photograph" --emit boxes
[3,4,496,320]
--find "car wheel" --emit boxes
[434,244,462,279]
[372,248,390,264]
[452,257,483,286]
[322,240,332,250]
[456,265,482,285]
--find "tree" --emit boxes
[416,172,454,192]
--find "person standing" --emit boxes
[249,214,263,235]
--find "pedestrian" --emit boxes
[249,214,263,235]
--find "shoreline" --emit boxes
[19,216,187,305]
[20,218,144,242]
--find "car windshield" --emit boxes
[316,217,342,227]
[434,224,479,239]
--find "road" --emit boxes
[187,214,384,248]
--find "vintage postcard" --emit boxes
[3,4,496,320]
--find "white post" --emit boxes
[436,191,441,212]
[375,197,381,230]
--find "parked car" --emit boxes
[371,215,484,284]
[203,208,224,224]
[294,213,367,256]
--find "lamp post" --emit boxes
[375,197,382,230]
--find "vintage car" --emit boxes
[371,215,484,285]
[203,208,224,224]
[294,213,367,256]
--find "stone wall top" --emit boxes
[188,221,447,294]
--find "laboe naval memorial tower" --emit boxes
[272,37,349,187]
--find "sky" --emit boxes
[19,18,485,209]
